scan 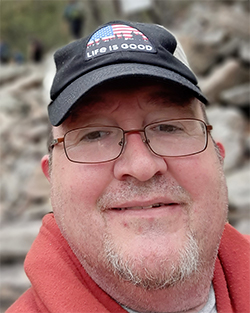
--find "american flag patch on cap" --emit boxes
[86,23,156,60]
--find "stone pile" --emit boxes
[1,2,249,311]
[0,62,52,312]
[173,2,250,232]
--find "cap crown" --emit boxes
[48,21,207,126]
[51,21,197,101]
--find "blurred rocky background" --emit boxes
[0,0,249,312]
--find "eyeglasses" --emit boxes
[50,118,212,164]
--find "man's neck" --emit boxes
[121,284,216,313]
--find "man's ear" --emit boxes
[216,142,226,160]
[41,155,51,182]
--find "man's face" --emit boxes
[45,82,228,296]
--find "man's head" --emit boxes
[41,21,228,312]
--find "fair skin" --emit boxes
[42,81,228,313]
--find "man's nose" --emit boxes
[113,132,168,182]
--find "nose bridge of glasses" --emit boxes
[123,129,148,144]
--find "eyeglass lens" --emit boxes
[65,126,123,163]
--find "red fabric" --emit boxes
[6,214,126,313]
[6,214,250,313]
[213,224,250,313]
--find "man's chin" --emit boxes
[103,232,200,290]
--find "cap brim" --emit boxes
[48,63,208,126]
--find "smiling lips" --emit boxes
[111,203,177,211]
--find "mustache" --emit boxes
[97,176,192,210]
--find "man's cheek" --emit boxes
[168,160,208,193]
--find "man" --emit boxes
[7,21,249,313]
[63,0,85,39]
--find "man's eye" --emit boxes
[155,124,182,133]
[80,130,109,142]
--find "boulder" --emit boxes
[0,220,42,262]
[206,106,247,172]
[200,59,249,103]
[220,83,250,107]
[227,162,250,211]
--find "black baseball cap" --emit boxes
[48,20,208,126]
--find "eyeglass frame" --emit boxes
[50,118,213,164]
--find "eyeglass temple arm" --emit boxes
[207,125,213,132]
[50,137,64,149]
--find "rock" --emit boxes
[227,162,250,234]
[199,58,249,103]
[0,263,30,313]
[220,83,250,107]
[216,4,250,38]
[240,41,250,63]
[1,263,30,290]
[206,106,247,172]
[227,162,250,211]
[0,220,42,262]
[176,2,249,76]
[233,219,250,235]
[0,91,29,115]
[0,65,29,85]
[245,134,250,155]
[0,111,15,134]
[218,37,240,59]
[5,70,44,93]
[22,202,51,221]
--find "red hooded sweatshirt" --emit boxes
[6,213,250,313]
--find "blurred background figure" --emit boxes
[28,38,43,63]
[63,0,85,39]
[13,49,24,65]
[0,39,11,64]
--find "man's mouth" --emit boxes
[111,203,177,211]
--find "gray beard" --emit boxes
[97,176,218,291]
[103,231,201,290]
